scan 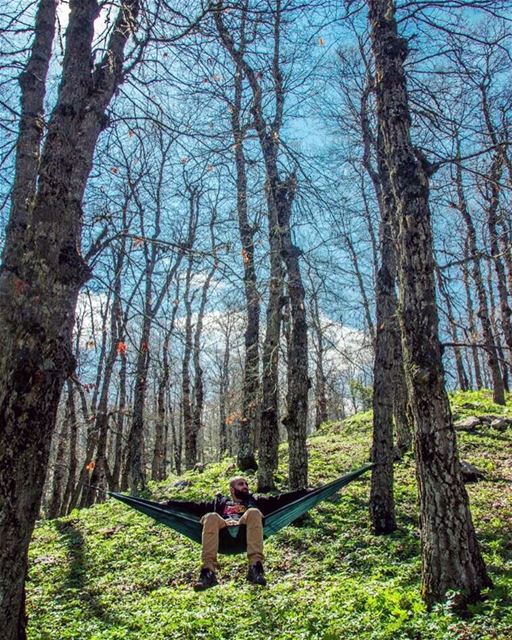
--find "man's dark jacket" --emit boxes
[164,488,310,519]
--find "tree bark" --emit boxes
[369,195,397,534]
[279,178,309,490]
[453,139,505,404]
[183,256,196,470]
[126,142,185,491]
[229,25,260,471]
[368,0,492,606]
[152,294,179,481]
[360,79,402,513]
[191,231,217,468]
[258,211,283,491]
[219,322,232,457]
[484,149,512,370]
[61,380,79,515]
[436,266,469,391]
[112,341,127,491]
[0,1,140,637]
[47,411,69,519]
[214,0,308,490]
[461,240,483,389]
[310,283,328,429]
[82,243,125,506]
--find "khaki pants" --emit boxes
[200,508,264,571]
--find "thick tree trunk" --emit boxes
[361,82,409,490]
[0,1,140,636]
[368,0,492,606]
[360,76,411,459]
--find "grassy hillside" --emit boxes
[27,391,511,640]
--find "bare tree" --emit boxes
[367,0,492,606]
[214,0,309,489]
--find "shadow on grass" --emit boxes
[463,429,512,444]
[55,520,117,625]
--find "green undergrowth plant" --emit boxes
[27,391,511,639]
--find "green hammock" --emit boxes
[109,463,373,555]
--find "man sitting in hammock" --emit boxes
[164,476,311,591]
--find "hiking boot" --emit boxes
[247,561,267,586]
[193,568,218,591]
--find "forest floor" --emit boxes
[27,390,511,640]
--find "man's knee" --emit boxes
[201,512,223,527]
[244,508,263,520]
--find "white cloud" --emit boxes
[57,1,114,45]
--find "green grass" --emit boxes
[27,391,512,640]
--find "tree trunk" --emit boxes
[191,242,217,468]
[219,323,232,457]
[368,0,492,606]
[369,187,397,534]
[61,380,79,515]
[0,1,140,636]
[258,209,283,491]
[152,297,177,481]
[89,296,110,416]
[485,149,512,370]
[486,258,509,391]
[230,40,260,471]
[436,266,469,391]
[345,233,375,343]
[183,256,196,470]
[47,412,69,519]
[310,285,328,429]
[361,77,411,468]
[112,344,127,491]
[278,177,309,489]
[453,139,505,404]
[214,0,307,491]
[461,241,483,389]
[171,401,183,477]
[82,244,125,506]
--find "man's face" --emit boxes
[231,478,249,500]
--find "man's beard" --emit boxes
[233,488,249,500]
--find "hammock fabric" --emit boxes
[109,463,373,555]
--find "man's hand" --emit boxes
[225,518,239,526]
